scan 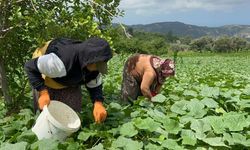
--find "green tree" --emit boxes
[190,36,213,52]
[165,31,179,43]
[213,36,232,52]
[179,36,192,45]
[0,0,121,109]
[112,29,170,55]
[230,37,247,52]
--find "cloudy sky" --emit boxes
[116,0,250,27]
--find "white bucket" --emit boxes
[32,100,81,141]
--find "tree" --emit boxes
[230,37,247,52]
[214,36,232,52]
[190,36,213,52]
[165,31,178,43]
[179,36,192,45]
[112,29,170,55]
[0,0,121,109]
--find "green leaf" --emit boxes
[88,143,104,150]
[200,86,220,98]
[2,125,16,137]
[205,116,224,134]
[161,139,183,150]
[233,133,250,147]
[180,116,195,125]
[0,142,28,150]
[223,112,248,131]
[155,128,169,139]
[30,138,59,150]
[247,115,250,126]
[169,94,180,101]
[147,109,167,123]
[134,117,161,132]
[195,147,213,150]
[145,143,162,150]
[119,122,138,137]
[107,127,119,137]
[203,137,229,147]
[237,100,250,109]
[190,119,211,140]
[111,136,143,150]
[223,132,250,147]
[77,131,96,141]
[16,130,38,143]
[170,100,189,115]
[186,99,207,118]
[138,98,154,108]
[183,90,198,97]
[66,142,80,150]
[162,118,181,134]
[130,110,141,118]
[215,107,226,114]
[243,87,250,95]
[109,102,122,111]
[231,133,247,144]
[220,90,234,98]
[181,129,197,146]
[223,133,234,145]
[201,98,219,108]
[151,94,167,103]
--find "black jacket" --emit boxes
[24,37,112,102]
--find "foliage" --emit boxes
[112,28,170,55]
[112,26,250,55]
[190,36,214,52]
[170,43,190,52]
[0,0,122,108]
[0,53,250,149]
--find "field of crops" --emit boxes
[0,53,250,150]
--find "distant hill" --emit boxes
[129,22,250,39]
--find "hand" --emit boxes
[93,101,107,123]
[38,89,50,110]
[151,91,157,97]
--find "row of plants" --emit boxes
[0,54,249,149]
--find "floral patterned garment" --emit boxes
[151,56,175,84]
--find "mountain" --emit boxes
[129,22,250,39]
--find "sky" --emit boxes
[116,0,250,27]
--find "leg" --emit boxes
[121,63,140,103]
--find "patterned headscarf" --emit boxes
[151,57,175,84]
[161,59,175,77]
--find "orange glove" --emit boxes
[38,89,50,110]
[93,101,107,123]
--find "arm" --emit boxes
[24,58,46,91]
[25,52,67,110]
[86,73,106,123]
[86,73,104,103]
[24,58,49,110]
[25,52,67,91]
[140,71,156,100]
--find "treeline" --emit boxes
[111,27,170,55]
[111,27,250,54]
[181,36,250,53]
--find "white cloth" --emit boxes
[37,53,66,78]
[86,73,102,88]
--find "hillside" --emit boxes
[129,22,250,39]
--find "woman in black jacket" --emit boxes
[24,37,112,123]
